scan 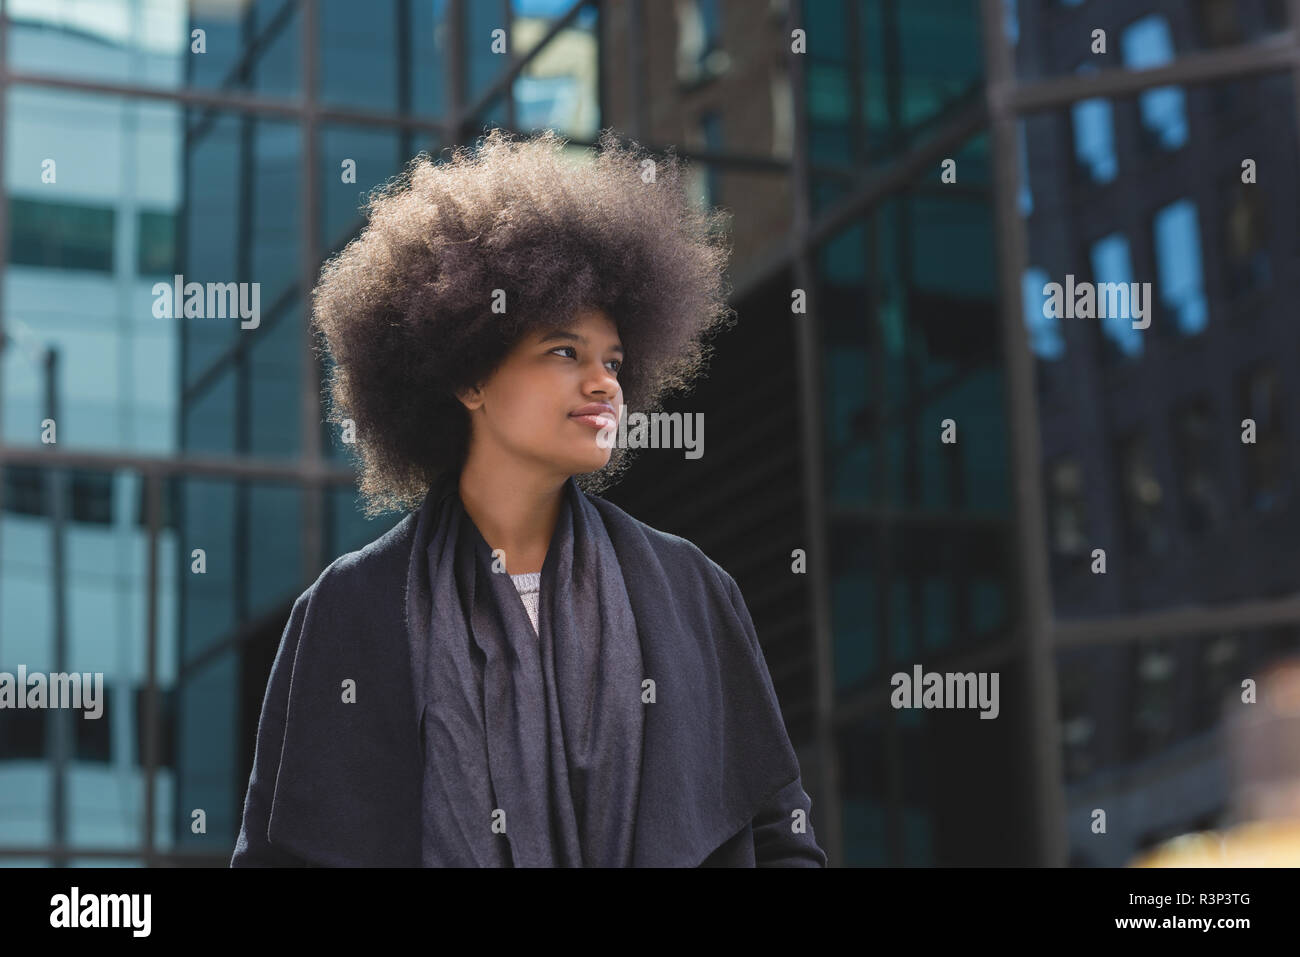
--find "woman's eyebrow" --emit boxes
[537,330,624,354]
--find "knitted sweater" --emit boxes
[510,571,541,634]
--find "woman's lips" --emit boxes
[570,412,617,430]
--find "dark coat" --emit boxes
[231,490,827,867]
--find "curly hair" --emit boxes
[311,127,736,518]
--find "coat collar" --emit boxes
[265,481,799,866]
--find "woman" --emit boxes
[231,128,826,867]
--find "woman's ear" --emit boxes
[456,383,485,411]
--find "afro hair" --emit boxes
[311,127,736,517]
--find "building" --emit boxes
[2,0,1299,868]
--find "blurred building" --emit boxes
[1,0,1299,868]
[1014,0,1300,866]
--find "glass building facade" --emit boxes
[2,0,1299,868]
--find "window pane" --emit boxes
[9,198,114,272]
[829,525,878,691]
[173,476,302,855]
[838,715,888,865]
[180,110,302,459]
[317,0,449,115]
[511,0,601,139]
[1237,361,1289,512]
[1169,396,1225,536]
[6,0,302,97]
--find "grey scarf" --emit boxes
[409,472,644,866]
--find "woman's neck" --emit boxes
[456,454,565,576]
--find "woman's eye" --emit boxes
[549,346,618,373]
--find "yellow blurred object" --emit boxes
[1132,658,1300,866]
[1131,817,1300,867]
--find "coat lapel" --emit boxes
[589,497,801,867]
[266,510,424,867]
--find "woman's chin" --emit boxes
[568,444,612,474]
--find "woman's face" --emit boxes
[458,308,625,479]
